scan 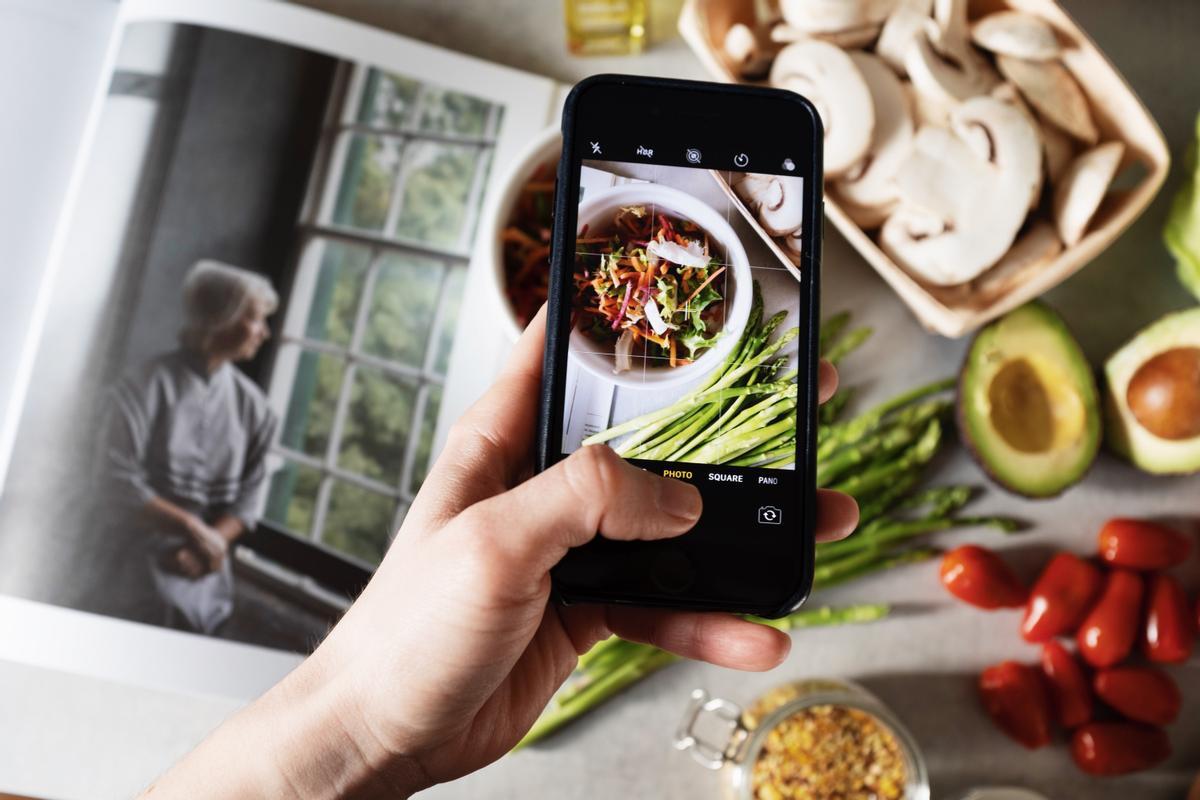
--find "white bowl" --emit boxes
[481,127,562,342]
[570,183,752,390]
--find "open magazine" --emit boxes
[0,0,570,665]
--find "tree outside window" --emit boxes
[264,65,502,566]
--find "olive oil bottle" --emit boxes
[564,0,647,55]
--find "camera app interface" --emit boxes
[560,148,805,529]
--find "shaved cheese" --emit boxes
[613,329,635,374]
[644,298,670,335]
[647,238,709,268]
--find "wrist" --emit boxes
[261,647,432,799]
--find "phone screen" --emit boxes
[544,77,821,615]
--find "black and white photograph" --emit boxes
[0,18,523,651]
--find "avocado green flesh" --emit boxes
[1105,307,1200,474]
[958,303,1100,497]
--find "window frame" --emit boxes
[252,61,501,583]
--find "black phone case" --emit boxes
[536,74,824,617]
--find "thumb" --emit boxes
[452,445,701,577]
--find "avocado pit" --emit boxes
[1126,347,1200,441]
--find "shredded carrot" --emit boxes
[669,336,677,367]
[685,266,727,305]
[502,228,541,248]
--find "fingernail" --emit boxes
[658,478,701,521]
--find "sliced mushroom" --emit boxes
[883,97,1042,285]
[770,21,883,48]
[876,0,933,75]
[770,40,875,177]
[906,17,999,106]
[949,95,1043,212]
[723,23,774,80]
[759,175,806,236]
[971,11,1062,61]
[731,173,805,237]
[1038,112,1077,183]
[931,0,968,40]
[731,171,776,207]
[976,221,1064,297]
[986,82,1044,209]
[1053,140,1124,246]
[904,79,951,127]
[782,227,804,258]
[834,53,914,211]
[779,0,897,34]
[996,54,1098,144]
[830,188,895,229]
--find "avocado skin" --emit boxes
[1104,307,1200,475]
[956,302,1101,498]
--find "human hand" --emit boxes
[162,546,207,578]
[142,307,857,798]
[182,515,227,572]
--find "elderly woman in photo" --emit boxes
[95,260,278,634]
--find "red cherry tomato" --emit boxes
[1040,641,1092,728]
[1077,570,1144,668]
[1071,723,1171,776]
[1021,552,1104,642]
[979,661,1053,749]
[1097,518,1192,570]
[1093,666,1181,726]
[941,545,1028,610]
[1143,574,1196,663]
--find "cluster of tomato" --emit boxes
[939,518,1195,776]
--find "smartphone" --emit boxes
[537,74,823,617]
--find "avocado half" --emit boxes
[1105,307,1200,474]
[957,302,1101,497]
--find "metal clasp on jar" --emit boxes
[673,688,749,770]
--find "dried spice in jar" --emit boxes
[675,680,928,800]
[749,704,907,800]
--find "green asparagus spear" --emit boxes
[516,604,891,749]
[824,326,873,365]
[819,311,851,355]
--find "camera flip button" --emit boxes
[757,506,783,525]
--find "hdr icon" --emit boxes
[636,144,654,157]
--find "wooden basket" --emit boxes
[678,0,1170,337]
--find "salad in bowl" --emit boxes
[571,184,751,388]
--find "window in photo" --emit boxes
[264,65,502,567]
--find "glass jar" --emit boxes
[563,0,647,55]
[674,679,930,800]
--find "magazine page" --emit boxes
[0,0,120,493]
[0,0,563,675]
